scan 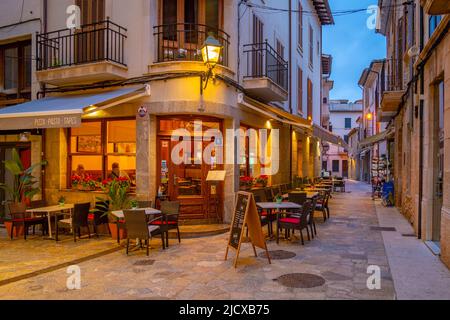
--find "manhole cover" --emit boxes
[29,285,43,291]
[258,250,296,260]
[133,259,155,266]
[371,226,396,232]
[274,273,326,288]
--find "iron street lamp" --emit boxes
[201,34,223,89]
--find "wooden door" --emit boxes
[342,160,349,178]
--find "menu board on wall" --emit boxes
[225,192,271,268]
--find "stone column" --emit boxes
[136,112,156,202]
[223,117,239,224]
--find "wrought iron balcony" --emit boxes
[36,19,127,71]
[153,23,230,67]
[379,58,405,122]
[242,42,288,102]
[381,58,404,93]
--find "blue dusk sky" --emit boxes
[323,0,386,102]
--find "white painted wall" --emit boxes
[0,0,43,99]
[238,0,323,123]
[329,101,362,140]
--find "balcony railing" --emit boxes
[36,19,127,71]
[153,23,230,67]
[244,41,288,91]
[381,58,404,93]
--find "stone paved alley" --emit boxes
[1,180,450,300]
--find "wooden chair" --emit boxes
[277,201,312,245]
[56,202,91,242]
[8,202,47,240]
[124,210,165,256]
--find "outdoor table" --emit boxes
[27,204,74,239]
[111,208,162,244]
[256,202,302,243]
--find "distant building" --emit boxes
[324,100,362,178]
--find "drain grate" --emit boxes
[258,250,296,260]
[402,233,416,237]
[371,226,397,232]
[133,259,155,266]
[274,273,326,289]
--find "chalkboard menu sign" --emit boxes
[225,192,271,268]
[229,193,248,249]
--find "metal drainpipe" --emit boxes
[288,0,293,182]
[418,98,423,239]
[288,0,292,114]
[40,0,48,204]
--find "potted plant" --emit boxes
[239,176,254,190]
[71,175,81,189]
[97,177,131,240]
[57,196,66,206]
[0,149,47,238]
[275,193,283,204]
[130,199,138,210]
[82,175,97,191]
[255,175,269,188]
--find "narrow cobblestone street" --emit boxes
[0,181,405,300]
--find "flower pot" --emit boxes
[4,221,24,238]
[108,222,127,240]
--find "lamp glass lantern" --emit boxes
[201,35,223,69]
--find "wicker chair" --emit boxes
[150,201,180,248]
[123,210,165,256]
[277,201,312,245]
[56,202,92,242]
[7,202,47,240]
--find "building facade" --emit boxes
[324,100,362,178]
[0,0,335,223]
[377,0,450,268]
[358,60,391,183]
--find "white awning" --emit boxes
[0,85,149,130]
[313,124,348,148]
[359,129,393,149]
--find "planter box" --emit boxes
[108,222,127,240]
[4,221,24,239]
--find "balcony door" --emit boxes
[251,15,264,77]
[75,0,105,64]
[158,0,223,62]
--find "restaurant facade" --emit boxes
[0,0,339,224]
